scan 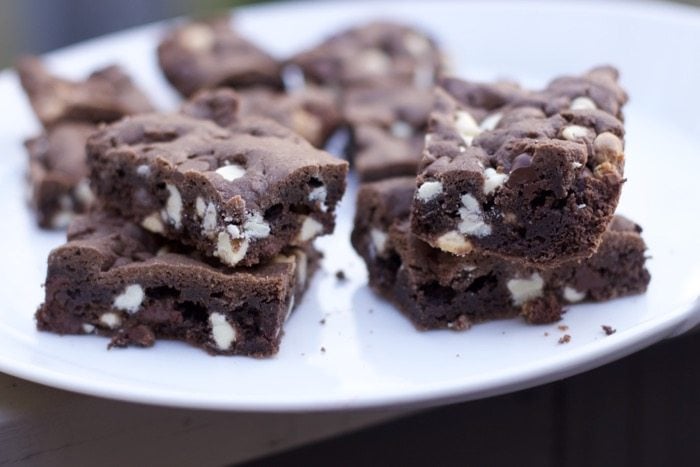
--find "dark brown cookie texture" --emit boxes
[352,177,650,330]
[412,67,628,265]
[16,56,154,129]
[24,123,97,229]
[181,86,341,148]
[343,84,433,181]
[157,16,282,97]
[87,112,348,268]
[289,21,443,90]
[36,213,318,357]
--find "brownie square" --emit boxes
[87,112,348,267]
[181,86,341,148]
[16,56,153,129]
[36,213,319,357]
[289,21,443,90]
[24,123,97,229]
[352,177,650,329]
[343,84,433,181]
[412,67,628,265]
[157,16,282,97]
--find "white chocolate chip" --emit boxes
[416,180,443,202]
[404,32,431,56]
[51,210,74,229]
[483,168,509,195]
[436,231,474,255]
[142,212,165,233]
[226,224,242,238]
[572,162,583,169]
[244,212,271,239]
[297,216,324,242]
[82,323,95,334]
[358,49,390,74]
[156,246,170,256]
[570,96,597,111]
[113,284,145,314]
[163,184,182,229]
[294,250,308,287]
[390,121,413,139]
[180,24,215,52]
[458,194,491,237]
[214,231,249,266]
[99,312,122,329]
[563,286,586,303]
[309,185,328,212]
[593,132,624,165]
[202,202,218,234]
[136,164,151,177]
[414,64,435,89]
[370,228,388,255]
[74,179,95,206]
[463,264,477,272]
[507,273,544,306]
[480,112,502,131]
[284,294,296,324]
[562,125,590,141]
[215,163,246,182]
[209,312,236,350]
[455,110,482,145]
[195,197,206,217]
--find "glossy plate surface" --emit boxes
[0,0,699,411]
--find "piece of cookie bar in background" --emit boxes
[16,57,154,229]
[157,15,282,98]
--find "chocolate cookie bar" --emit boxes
[24,123,96,229]
[87,113,348,267]
[290,21,443,90]
[412,67,628,265]
[36,213,318,356]
[343,84,433,181]
[16,56,153,129]
[157,16,282,97]
[181,87,341,148]
[352,177,650,329]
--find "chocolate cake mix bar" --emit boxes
[352,177,650,329]
[412,67,628,265]
[157,16,282,97]
[36,213,318,356]
[343,84,433,181]
[181,86,341,148]
[16,56,153,128]
[290,21,443,90]
[87,112,348,267]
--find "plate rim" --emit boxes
[1,0,699,411]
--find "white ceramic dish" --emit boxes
[0,0,699,411]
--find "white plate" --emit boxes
[1,0,699,411]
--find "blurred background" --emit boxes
[1,0,699,68]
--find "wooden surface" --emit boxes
[247,331,700,466]
[0,377,405,466]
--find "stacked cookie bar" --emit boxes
[23,17,349,356]
[349,65,650,327]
